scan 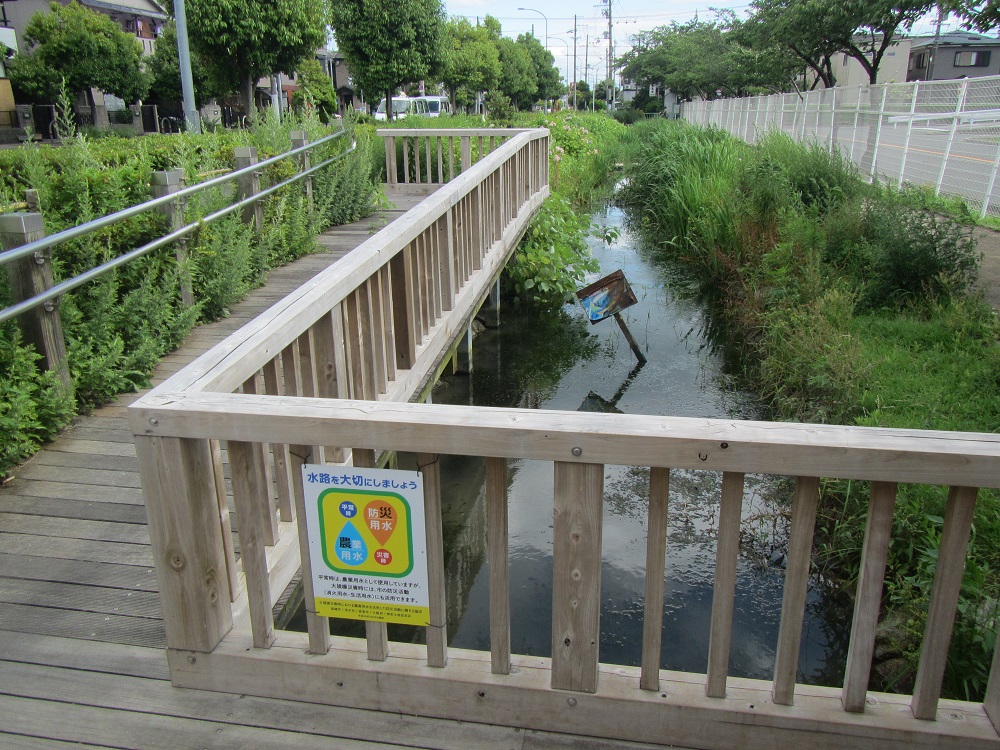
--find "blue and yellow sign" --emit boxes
[303,465,429,625]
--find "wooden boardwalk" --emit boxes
[0,193,666,750]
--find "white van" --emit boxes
[374,96,430,121]
[412,95,450,117]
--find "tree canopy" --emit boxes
[180,0,330,115]
[516,33,562,108]
[147,21,235,106]
[331,0,445,117]
[8,1,149,103]
[441,18,500,111]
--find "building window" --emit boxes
[955,50,990,67]
[911,51,928,70]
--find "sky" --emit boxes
[443,0,970,85]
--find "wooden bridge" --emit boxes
[2,126,1000,749]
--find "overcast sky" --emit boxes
[444,0,968,84]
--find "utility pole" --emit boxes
[173,0,200,133]
[603,0,613,110]
[585,34,589,111]
[573,15,578,110]
[927,6,945,81]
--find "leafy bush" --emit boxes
[503,195,598,307]
[0,113,382,478]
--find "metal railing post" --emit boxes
[937,79,969,196]
[290,131,313,206]
[0,212,72,395]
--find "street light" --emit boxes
[518,7,548,50]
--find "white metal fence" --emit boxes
[681,75,1000,218]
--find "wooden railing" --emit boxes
[129,127,1000,750]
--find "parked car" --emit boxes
[374,95,430,121]
[412,95,450,117]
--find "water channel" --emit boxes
[290,204,849,687]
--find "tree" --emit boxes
[947,1,1000,31]
[8,1,149,103]
[516,33,562,108]
[496,37,537,108]
[331,0,445,119]
[181,0,329,115]
[291,58,339,122]
[441,18,500,112]
[147,21,235,106]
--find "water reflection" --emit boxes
[288,206,849,686]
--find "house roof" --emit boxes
[910,32,1000,50]
[78,0,168,21]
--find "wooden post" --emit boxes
[0,212,72,395]
[135,435,232,652]
[289,443,330,655]
[353,447,389,661]
[487,457,511,675]
[551,461,605,693]
[706,471,744,699]
[842,481,897,712]
[228,440,276,649]
[772,476,820,705]
[911,485,978,720]
[461,136,472,173]
[640,467,670,691]
[235,146,263,230]
[150,170,193,307]
[389,250,416,369]
[385,136,396,186]
[418,453,448,667]
[290,130,313,206]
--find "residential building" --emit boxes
[833,38,913,87]
[907,31,1000,81]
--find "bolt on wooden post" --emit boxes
[0,212,72,396]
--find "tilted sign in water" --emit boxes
[302,465,429,625]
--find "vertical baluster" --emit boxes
[461,136,472,172]
[297,328,325,465]
[487,457,511,675]
[772,476,821,705]
[289,443,329,654]
[389,250,416,369]
[984,618,1000,732]
[472,183,483,270]
[262,356,294,521]
[478,135,484,164]
[639,466,670,691]
[418,453,448,667]
[344,290,371,400]
[241,373,279,546]
[385,135,396,186]
[228,439,275,648]
[351,447,389,660]
[425,135,432,182]
[439,214,455,310]
[911,485,978,720]
[842,481,897,712]
[403,137,411,183]
[422,229,435,328]
[551,461,605,693]
[706,471,744,698]
[210,438,239,600]
[429,225,443,320]
[414,234,430,336]
[453,202,465,286]
[365,277,388,395]
[358,281,379,398]
[641,467,670,691]
[378,265,397,382]
[449,136,456,180]
[437,136,444,183]
[311,312,349,462]
[414,136,422,185]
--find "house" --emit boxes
[1,25,15,127]
[0,0,167,56]
[832,38,913,87]
[907,31,1000,82]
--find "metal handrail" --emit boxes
[0,130,354,325]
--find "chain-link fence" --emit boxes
[682,75,1000,218]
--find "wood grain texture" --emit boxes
[772,476,820,705]
[843,481,897,712]
[486,457,510,675]
[551,461,605,694]
[911,485,979,720]
[352,447,388,662]
[706,471,744,699]
[418,453,448,668]
[640,467,669,692]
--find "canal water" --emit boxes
[291,205,848,686]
